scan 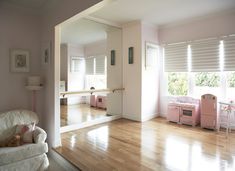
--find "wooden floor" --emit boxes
[60,104,107,127]
[55,118,235,171]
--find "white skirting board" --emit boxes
[60,114,122,133]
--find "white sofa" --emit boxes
[0,110,49,171]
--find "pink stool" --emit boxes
[90,95,97,107]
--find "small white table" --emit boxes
[218,101,235,137]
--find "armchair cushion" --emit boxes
[33,126,47,144]
[0,110,38,143]
[0,143,48,166]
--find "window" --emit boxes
[194,72,220,98]
[85,56,107,89]
[71,57,84,73]
[167,72,188,96]
[195,72,220,87]
[164,35,235,99]
[227,72,235,87]
[226,72,235,100]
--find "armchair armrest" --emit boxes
[33,126,47,143]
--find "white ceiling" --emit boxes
[90,0,235,26]
[61,18,119,45]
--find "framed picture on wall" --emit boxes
[10,49,30,72]
[111,50,115,65]
[128,47,134,64]
[42,42,51,65]
[145,42,158,69]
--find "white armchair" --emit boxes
[0,110,49,171]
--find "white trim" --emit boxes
[141,113,159,122]
[60,115,122,133]
[85,15,122,28]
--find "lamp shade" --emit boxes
[27,76,41,86]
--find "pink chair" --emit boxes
[90,95,97,107]
[201,94,217,130]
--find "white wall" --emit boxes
[0,3,42,122]
[122,21,142,121]
[106,29,123,115]
[158,11,235,117]
[141,23,159,121]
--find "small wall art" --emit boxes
[42,42,51,65]
[10,49,30,72]
[111,50,115,65]
[128,47,134,64]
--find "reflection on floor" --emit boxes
[55,118,235,171]
[60,104,106,127]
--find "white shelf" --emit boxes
[26,86,43,91]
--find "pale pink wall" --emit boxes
[159,11,235,43]
[0,4,42,119]
[141,23,159,121]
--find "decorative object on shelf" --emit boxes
[42,42,51,65]
[111,50,115,65]
[10,49,30,72]
[128,47,134,64]
[145,42,158,69]
[26,76,43,112]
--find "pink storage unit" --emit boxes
[167,103,180,123]
[167,97,200,126]
[201,94,217,130]
[96,95,107,109]
[90,95,97,107]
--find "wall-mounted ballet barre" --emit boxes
[60,88,125,98]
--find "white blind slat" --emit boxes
[224,36,235,71]
[164,43,188,72]
[96,56,106,75]
[191,39,220,72]
[85,58,94,75]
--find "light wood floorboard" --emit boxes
[60,104,107,127]
[55,118,235,171]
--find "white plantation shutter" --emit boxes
[95,56,106,74]
[164,42,188,72]
[224,36,235,71]
[85,57,94,75]
[191,39,220,72]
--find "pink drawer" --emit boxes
[180,117,193,126]
[201,115,216,129]
[167,105,180,123]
